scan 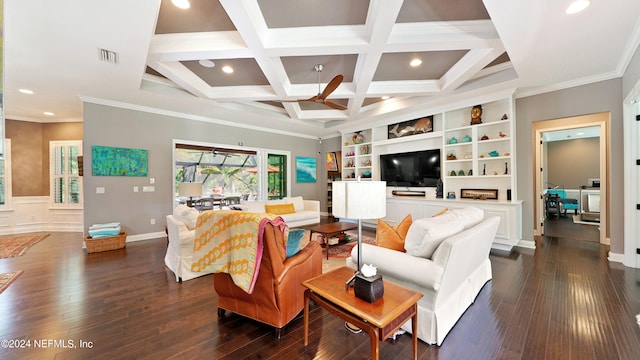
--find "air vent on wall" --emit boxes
[98,48,119,64]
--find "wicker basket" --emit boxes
[85,232,127,253]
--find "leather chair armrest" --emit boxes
[276,240,321,284]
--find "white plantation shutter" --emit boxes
[50,141,82,208]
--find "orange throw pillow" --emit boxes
[375,214,412,252]
[265,203,296,215]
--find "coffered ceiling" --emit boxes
[5,0,640,138]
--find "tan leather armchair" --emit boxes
[214,222,322,338]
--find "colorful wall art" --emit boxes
[296,156,317,183]
[387,115,434,139]
[327,152,339,172]
[92,146,148,176]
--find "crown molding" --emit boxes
[79,96,320,140]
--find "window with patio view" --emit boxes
[174,144,289,207]
[50,141,82,208]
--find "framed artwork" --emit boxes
[460,188,498,200]
[388,115,433,139]
[92,145,148,176]
[296,156,317,183]
[327,152,339,172]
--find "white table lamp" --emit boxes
[332,179,386,285]
[178,182,203,207]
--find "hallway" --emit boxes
[544,214,600,242]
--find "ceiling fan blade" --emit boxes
[324,100,347,110]
[280,95,318,103]
[318,74,343,100]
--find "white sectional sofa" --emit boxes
[240,196,320,227]
[347,207,500,345]
[165,206,213,282]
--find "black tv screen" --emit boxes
[380,149,441,187]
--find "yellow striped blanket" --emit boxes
[191,210,279,293]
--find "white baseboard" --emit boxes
[126,231,167,242]
[517,239,536,249]
[608,251,624,263]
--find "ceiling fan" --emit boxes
[283,64,347,110]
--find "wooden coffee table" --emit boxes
[307,221,358,259]
[303,266,423,360]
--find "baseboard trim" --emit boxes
[608,251,624,264]
[517,239,536,249]
[126,231,167,242]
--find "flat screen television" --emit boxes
[380,149,441,187]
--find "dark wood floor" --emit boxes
[544,213,600,242]
[1,225,639,359]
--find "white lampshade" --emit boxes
[332,181,386,220]
[178,182,203,197]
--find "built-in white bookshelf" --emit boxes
[340,94,522,250]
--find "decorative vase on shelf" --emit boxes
[436,179,443,198]
[352,132,365,144]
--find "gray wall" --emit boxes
[516,78,623,253]
[83,103,321,236]
[547,137,600,190]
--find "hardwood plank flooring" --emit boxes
[544,214,600,242]
[0,226,638,359]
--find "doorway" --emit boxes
[533,113,609,245]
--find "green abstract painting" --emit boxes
[92,146,148,176]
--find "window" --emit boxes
[174,142,290,202]
[0,139,11,208]
[267,153,287,200]
[50,141,83,208]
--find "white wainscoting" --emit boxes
[0,196,84,235]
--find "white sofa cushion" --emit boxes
[285,196,305,211]
[281,210,314,223]
[451,206,484,229]
[354,243,445,291]
[404,217,464,258]
[173,204,199,230]
[434,206,484,229]
[239,198,319,227]
[266,199,286,206]
[241,201,267,213]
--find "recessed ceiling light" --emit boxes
[19,89,34,94]
[576,132,585,136]
[566,0,590,14]
[410,58,422,67]
[381,96,390,100]
[44,112,55,116]
[222,65,234,74]
[198,59,215,68]
[171,0,190,10]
